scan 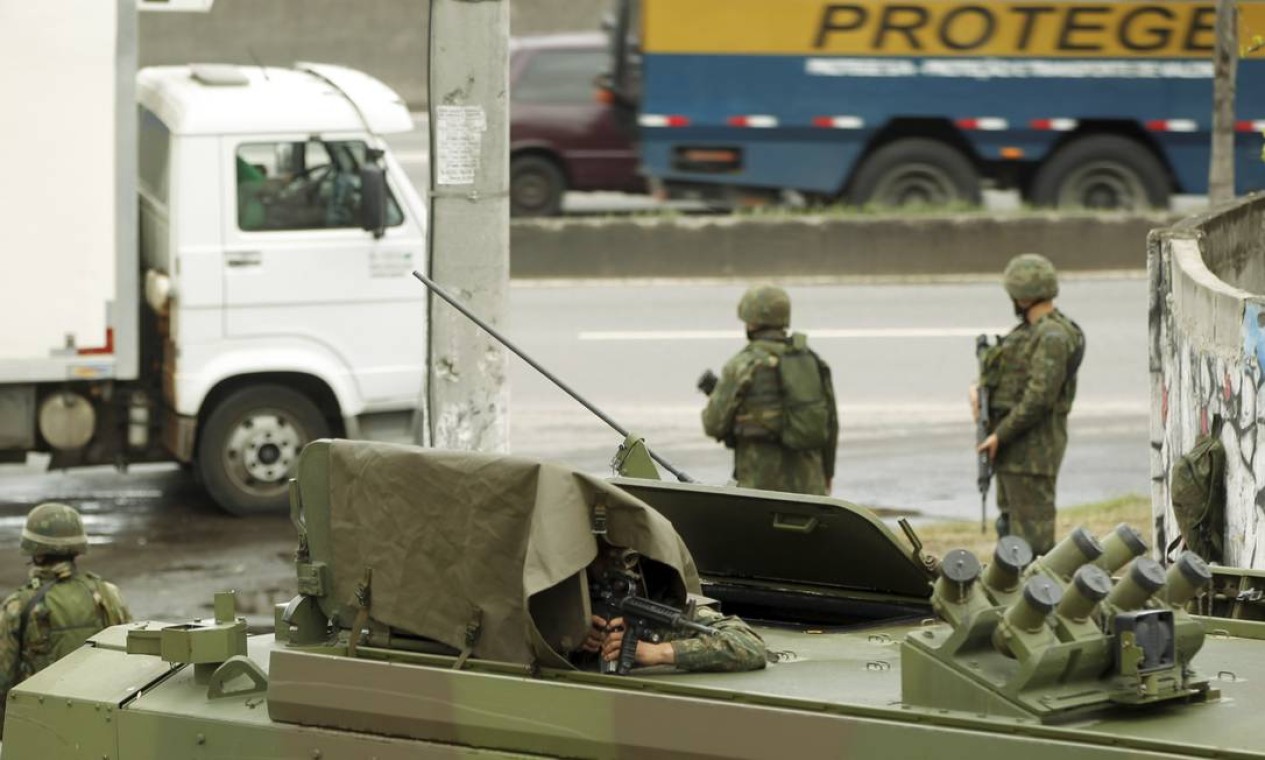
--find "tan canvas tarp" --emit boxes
[296,440,700,668]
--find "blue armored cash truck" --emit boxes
[603,0,1265,209]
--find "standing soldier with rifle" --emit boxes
[699,285,838,496]
[970,254,1085,556]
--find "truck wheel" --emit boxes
[849,138,981,207]
[511,155,566,217]
[197,384,329,515]
[1030,135,1170,210]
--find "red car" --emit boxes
[511,33,645,217]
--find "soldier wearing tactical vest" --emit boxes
[972,254,1086,556]
[702,284,838,495]
[0,503,130,731]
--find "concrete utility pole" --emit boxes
[422,0,511,452]
[1210,0,1238,206]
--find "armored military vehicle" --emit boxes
[4,437,1265,759]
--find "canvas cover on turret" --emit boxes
[292,440,700,668]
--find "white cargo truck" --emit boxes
[0,0,429,513]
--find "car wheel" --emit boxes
[1030,135,1170,210]
[197,384,329,515]
[849,138,981,208]
[511,155,566,217]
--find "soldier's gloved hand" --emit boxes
[601,617,676,667]
[581,615,608,654]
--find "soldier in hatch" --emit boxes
[578,543,767,673]
[701,284,838,495]
[0,503,131,731]
[971,254,1086,556]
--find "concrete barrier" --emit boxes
[1150,193,1265,569]
[511,212,1176,280]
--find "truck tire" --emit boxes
[511,155,566,217]
[197,384,329,515]
[849,138,981,207]
[1030,135,1170,210]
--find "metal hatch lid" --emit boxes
[612,478,932,603]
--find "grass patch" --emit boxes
[911,494,1151,561]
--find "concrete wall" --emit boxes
[511,212,1174,280]
[1149,194,1265,568]
[139,0,609,107]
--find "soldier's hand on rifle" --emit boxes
[977,433,999,461]
[697,369,719,396]
[968,384,981,423]
[582,615,608,654]
[601,616,676,667]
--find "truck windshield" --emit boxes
[235,139,404,232]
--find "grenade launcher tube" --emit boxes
[412,270,694,483]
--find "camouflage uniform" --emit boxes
[662,604,767,672]
[981,255,1085,556]
[703,286,838,496]
[0,504,130,731]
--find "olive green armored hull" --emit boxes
[7,441,1265,759]
[6,618,1264,759]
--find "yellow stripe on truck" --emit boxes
[644,0,1265,59]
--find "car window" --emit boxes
[235,139,404,232]
[513,49,606,105]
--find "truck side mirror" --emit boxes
[360,156,388,239]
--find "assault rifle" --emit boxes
[591,563,718,676]
[975,334,993,535]
[411,270,693,483]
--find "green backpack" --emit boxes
[777,333,834,451]
[1168,417,1226,563]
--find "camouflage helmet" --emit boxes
[737,284,791,328]
[1003,253,1059,302]
[21,502,87,557]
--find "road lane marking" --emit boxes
[578,327,1010,341]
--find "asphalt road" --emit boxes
[507,275,1149,520]
[0,276,1149,621]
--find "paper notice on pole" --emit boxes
[435,105,487,186]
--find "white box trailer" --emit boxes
[0,0,430,513]
[0,0,139,381]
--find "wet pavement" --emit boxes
[0,275,1151,625]
[0,461,294,623]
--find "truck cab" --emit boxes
[0,0,429,516]
[136,64,428,513]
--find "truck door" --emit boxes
[220,135,427,410]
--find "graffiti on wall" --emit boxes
[1152,244,1265,569]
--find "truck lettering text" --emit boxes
[814,4,868,49]
[872,5,929,50]
[1011,5,1057,50]
[1182,6,1216,52]
[1118,7,1174,52]
[797,1,1244,57]
[1058,6,1111,51]
[938,5,995,51]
